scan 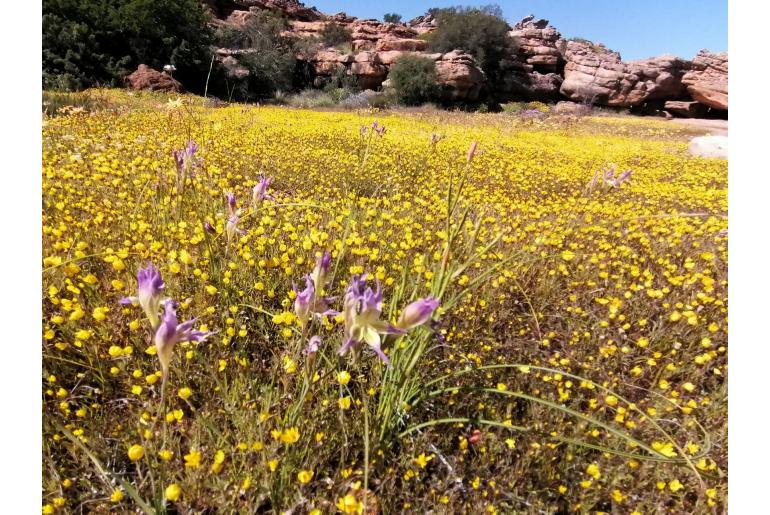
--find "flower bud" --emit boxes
[397,297,439,330]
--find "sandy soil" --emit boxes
[670,118,728,136]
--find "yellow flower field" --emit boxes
[42,90,726,513]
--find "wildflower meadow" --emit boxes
[42,91,727,513]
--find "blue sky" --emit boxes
[309,0,726,60]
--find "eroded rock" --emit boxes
[126,64,182,92]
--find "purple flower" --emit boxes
[616,169,632,184]
[154,300,211,377]
[306,335,322,355]
[226,213,244,247]
[172,140,200,174]
[521,109,544,120]
[592,165,632,190]
[252,176,273,211]
[294,275,338,329]
[339,274,405,365]
[310,251,332,292]
[119,263,166,329]
[203,221,215,234]
[397,296,440,330]
[294,276,315,327]
[226,192,237,216]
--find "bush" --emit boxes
[426,5,517,83]
[339,90,393,109]
[284,89,340,109]
[320,22,352,47]
[211,11,296,101]
[43,0,211,91]
[388,55,441,106]
[383,13,402,23]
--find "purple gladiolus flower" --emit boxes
[119,263,166,329]
[226,213,245,248]
[591,165,633,190]
[306,335,322,355]
[154,300,212,378]
[294,275,337,328]
[226,192,237,216]
[294,276,315,327]
[172,141,200,174]
[397,296,440,330]
[252,176,273,211]
[310,251,332,292]
[339,274,405,365]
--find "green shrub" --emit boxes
[211,11,297,101]
[425,5,517,83]
[43,0,211,91]
[284,89,340,109]
[388,55,441,106]
[383,13,402,23]
[320,22,352,47]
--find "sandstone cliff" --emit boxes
[197,0,727,115]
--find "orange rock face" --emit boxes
[682,51,728,110]
[126,64,182,92]
[202,2,727,113]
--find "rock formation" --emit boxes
[435,51,485,100]
[126,64,183,92]
[560,41,691,107]
[682,50,728,110]
[201,1,727,116]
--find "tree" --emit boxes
[320,22,352,47]
[212,11,297,100]
[388,55,440,105]
[425,5,517,83]
[43,0,211,91]
[383,13,402,23]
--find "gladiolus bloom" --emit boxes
[310,251,332,292]
[252,176,273,211]
[294,275,337,328]
[119,263,166,329]
[397,296,439,330]
[339,274,405,364]
[154,300,211,380]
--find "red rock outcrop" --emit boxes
[126,64,182,92]
[204,1,727,114]
[561,40,691,107]
[237,0,322,21]
[682,50,728,110]
[435,51,485,100]
[509,16,563,73]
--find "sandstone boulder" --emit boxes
[126,64,182,92]
[688,135,727,159]
[350,52,388,89]
[664,100,709,118]
[375,38,427,52]
[407,14,436,35]
[435,51,485,100]
[233,0,323,21]
[509,17,564,73]
[560,41,690,107]
[682,50,727,110]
